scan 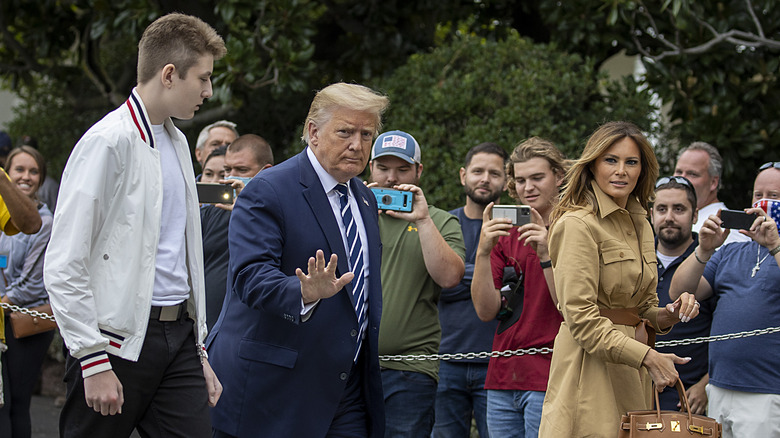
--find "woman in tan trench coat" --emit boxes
[538,121,700,438]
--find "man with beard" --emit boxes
[369,130,465,437]
[652,176,714,413]
[433,143,508,438]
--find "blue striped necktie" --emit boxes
[335,183,367,362]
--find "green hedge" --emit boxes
[372,32,659,210]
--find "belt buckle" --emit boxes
[159,305,180,321]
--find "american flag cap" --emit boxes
[371,130,422,164]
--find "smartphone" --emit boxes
[370,188,414,212]
[196,182,234,204]
[720,209,757,230]
[0,253,7,269]
[492,205,532,226]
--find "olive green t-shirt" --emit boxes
[377,206,465,380]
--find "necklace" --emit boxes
[751,245,771,277]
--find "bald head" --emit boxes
[753,166,780,203]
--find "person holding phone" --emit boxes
[669,162,780,437]
[471,137,565,438]
[538,122,699,438]
[200,135,274,331]
[367,130,465,438]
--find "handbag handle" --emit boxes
[652,379,694,425]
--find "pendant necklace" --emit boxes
[751,245,770,277]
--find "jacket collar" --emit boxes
[592,180,646,219]
[125,88,155,149]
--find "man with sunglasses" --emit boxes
[674,142,749,245]
[651,176,714,414]
[669,162,780,437]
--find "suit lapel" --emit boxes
[298,152,352,291]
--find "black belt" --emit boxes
[149,303,185,322]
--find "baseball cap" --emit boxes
[371,130,421,164]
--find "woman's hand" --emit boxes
[666,291,700,323]
[642,349,690,392]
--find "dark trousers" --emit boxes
[0,318,55,438]
[60,317,211,438]
[326,361,368,438]
[213,360,368,438]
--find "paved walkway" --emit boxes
[31,395,140,438]
[31,395,59,438]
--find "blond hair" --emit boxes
[301,83,389,144]
[137,13,226,84]
[550,121,659,226]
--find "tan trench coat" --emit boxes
[539,182,667,438]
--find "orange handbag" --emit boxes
[618,380,722,437]
[8,303,57,338]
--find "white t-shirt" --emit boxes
[655,251,678,270]
[151,124,190,306]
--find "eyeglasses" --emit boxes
[759,162,780,171]
[655,176,693,189]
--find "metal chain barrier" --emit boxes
[379,326,780,361]
[1,302,778,360]
[0,302,57,322]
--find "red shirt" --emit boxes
[485,227,563,391]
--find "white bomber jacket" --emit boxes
[44,89,207,378]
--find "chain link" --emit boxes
[379,326,780,361]
[0,302,57,322]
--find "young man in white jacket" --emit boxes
[44,13,225,438]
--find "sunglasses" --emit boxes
[759,162,780,171]
[655,176,693,189]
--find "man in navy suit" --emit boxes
[207,83,389,437]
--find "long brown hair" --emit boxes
[550,121,658,227]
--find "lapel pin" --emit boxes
[363,198,370,206]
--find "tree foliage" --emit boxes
[2,0,777,210]
[373,32,658,210]
[539,0,780,207]
[0,0,492,175]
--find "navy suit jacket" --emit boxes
[207,150,384,437]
